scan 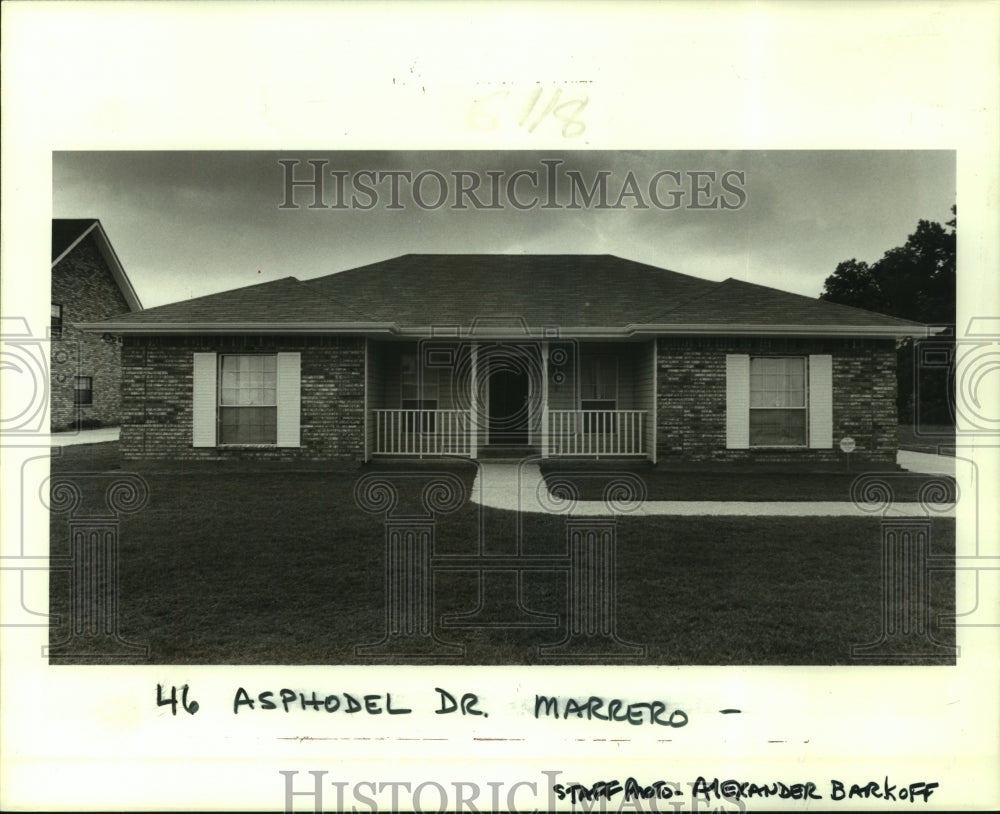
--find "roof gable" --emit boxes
[52,219,143,311]
[52,219,100,261]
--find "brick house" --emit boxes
[78,254,932,466]
[51,219,142,431]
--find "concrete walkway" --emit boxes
[897,449,955,476]
[471,454,957,517]
[49,426,120,446]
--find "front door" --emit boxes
[488,368,530,445]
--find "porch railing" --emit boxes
[547,410,648,456]
[371,409,650,458]
[372,410,472,456]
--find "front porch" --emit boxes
[365,339,656,460]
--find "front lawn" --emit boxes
[48,443,955,665]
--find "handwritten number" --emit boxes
[530,88,562,133]
[554,96,588,138]
[518,87,544,128]
[181,686,200,715]
[157,683,200,716]
[472,87,587,137]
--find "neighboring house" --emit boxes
[79,254,933,466]
[51,219,142,431]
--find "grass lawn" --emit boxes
[49,443,955,665]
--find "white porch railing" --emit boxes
[372,410,472,456]
[371,409,650,458]
[548,410,648,456]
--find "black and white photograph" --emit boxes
[2,3,998,813]
[47,149,959,667]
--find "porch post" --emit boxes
[541,341,549,458]
[469,342,478,458]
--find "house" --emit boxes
[78,254,932,466]
[51,219,142,431]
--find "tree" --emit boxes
[820,207,956,426]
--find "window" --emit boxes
[193,352,299,448]
[74,376,93,405]
[51,304,63,338]
[726,354,832,451]
[580,354,617,431]
[749,357,806,446]
[218,354,277,444]
[401,353,438,431]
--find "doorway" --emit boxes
[488,367,530,445]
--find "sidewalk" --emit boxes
[471,455,957,518]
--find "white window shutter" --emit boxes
[808,354,833,448]
[276,352,301,447]
[726,354,750,449]
[192,353,217,447]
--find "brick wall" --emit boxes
[120,335,365,462]
[656,336,898,465]
[50,234,132,431]
[118,332,896,466]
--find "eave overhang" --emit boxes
[77,321,941,340]
[75,321,401,335]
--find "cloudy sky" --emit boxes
[53,150,955,309]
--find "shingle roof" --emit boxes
[104,277,374,325]
[651,277,923,328]
[303,254,718,328]
[81,253,928,335]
